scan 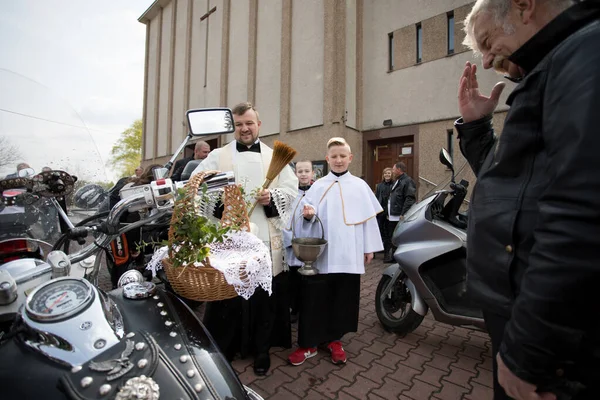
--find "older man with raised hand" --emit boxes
[455,0,600,399]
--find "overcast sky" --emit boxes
[0,0,151,181]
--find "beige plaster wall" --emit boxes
[261,125,364,177]
[156,3,173,157]
[255,0,282,136]
[206,0,224,107]
[416,111,508,201]
[393,25,416,70]
[290,0,324,131]
[454,3,472,54]
[422,13,447,63]
[226,0,249,107]
[171,0,189,147]
[145,17,160,159]
[188,0,208,109]
[345,0,357,129]
[362,0,515,131]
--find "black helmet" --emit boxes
[73,184,107,209]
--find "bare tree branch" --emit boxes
[0,136,21,169]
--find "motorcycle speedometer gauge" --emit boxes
[25,277,94,323]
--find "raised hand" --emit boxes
[458,62,506,123]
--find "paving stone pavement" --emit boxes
[98,256,494,399]
[231,256,494,400]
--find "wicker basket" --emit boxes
[163,171,250,301]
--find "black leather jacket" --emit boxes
[388,174,416,217]
[455,1,600,389]
[375,180,393,215]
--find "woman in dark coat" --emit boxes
[375,168,393,259]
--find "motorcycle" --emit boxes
[0,71,262,399]
[375,148,486,334]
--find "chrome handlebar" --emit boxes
[67,172,235,267]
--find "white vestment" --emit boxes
[192,140,298,276]
[304,172,384,274]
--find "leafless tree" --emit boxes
[0,136,21,169]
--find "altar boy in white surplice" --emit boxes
[191,102,298,376]
[287,137,384,367]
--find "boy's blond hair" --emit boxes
[327,137,351,152]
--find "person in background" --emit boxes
[375,167,394,260]
[170,141,210,181]
[5,162,32,178]
[282,160,313,324]
[383,162,416,263]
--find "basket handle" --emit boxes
[291,209,325,241]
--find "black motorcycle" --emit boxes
[0,102,261,399]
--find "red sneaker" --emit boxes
[288,347,317,366]
[327,341,347,364]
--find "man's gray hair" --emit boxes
[194,140,210,150]
[463,0,575,53]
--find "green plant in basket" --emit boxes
[167,183,233,269]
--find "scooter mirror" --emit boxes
[439,148,454,171]
[439,148,456,183]
[186,108,235,136]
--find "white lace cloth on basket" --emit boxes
[146,230,272,300]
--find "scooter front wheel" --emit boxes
[375,274,424,334]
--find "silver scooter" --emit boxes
[375,149,485,334]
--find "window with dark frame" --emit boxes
[447,11,455,54]
[447,129,454,163]
[388,32,394,71]
[416,23,422,63]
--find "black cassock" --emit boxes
[203,185,292,360]
[202,271,291,361]
[297,273,361,348]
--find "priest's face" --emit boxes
[234,109,261,146]
[326,144,353,174]
[295,161,313,185]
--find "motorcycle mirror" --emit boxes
[17,168,35,178]
[186,108,235,136]
[152,167,169,180]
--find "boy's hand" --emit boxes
[364,253,374,265]
[303,205,315,218]
[257,189,271,205]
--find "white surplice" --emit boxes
[192,140,298,276]
[282,187,311,267]
[304,171,384,274]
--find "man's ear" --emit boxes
[513,0,535,24]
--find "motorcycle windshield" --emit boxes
[0,68,108,247]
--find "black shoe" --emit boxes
[253,353,270,376]
[383,257,395,263]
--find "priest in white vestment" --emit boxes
[191,102,297,376]
[287,137,383,367]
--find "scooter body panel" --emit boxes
[386,193,485,331]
